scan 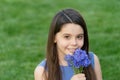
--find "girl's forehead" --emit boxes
[60,23,84,34]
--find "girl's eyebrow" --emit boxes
[78,34,84,35]
[62,33,71,35]
[62,33,84,35]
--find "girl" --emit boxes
[34,8,102,80]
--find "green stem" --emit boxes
[79,67,83,73]
[73,67,83,74]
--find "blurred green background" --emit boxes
[0,0,120,80]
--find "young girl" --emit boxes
[34,8,102,80]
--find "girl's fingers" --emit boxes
[71,73,86,80]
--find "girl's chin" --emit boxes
[67,52,74,55]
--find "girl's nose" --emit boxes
[71,38,77,46]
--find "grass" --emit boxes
[0,0,120,80]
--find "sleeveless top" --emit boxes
[38,52,95,80]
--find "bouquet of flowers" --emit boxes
[65,48,91,74]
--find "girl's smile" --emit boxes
[67,48,77,54]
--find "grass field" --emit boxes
[0,0,120,80]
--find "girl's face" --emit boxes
[54,23,84,56]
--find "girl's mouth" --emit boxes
[68,48,76,53]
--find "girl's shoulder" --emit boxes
[89,52,95,68]
[38,59,46,67]
[34,59,46,80]
[89,52,94,59]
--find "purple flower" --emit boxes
[81,57,91,67]
[64,54,74,67]
[64,49,91,74]
[73,49,86,62]
[73,59,82,68]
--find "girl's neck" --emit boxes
[59,59,68,66]
[58,53,68,66]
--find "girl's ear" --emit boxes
[54,39,56,43]
[54,35,57,43]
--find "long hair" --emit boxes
[44,8,96,80]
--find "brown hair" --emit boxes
[44,8,96,80]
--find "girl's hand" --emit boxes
[71,73,86,80]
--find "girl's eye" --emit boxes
[64,36,70,39]
[77,35,84,40]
